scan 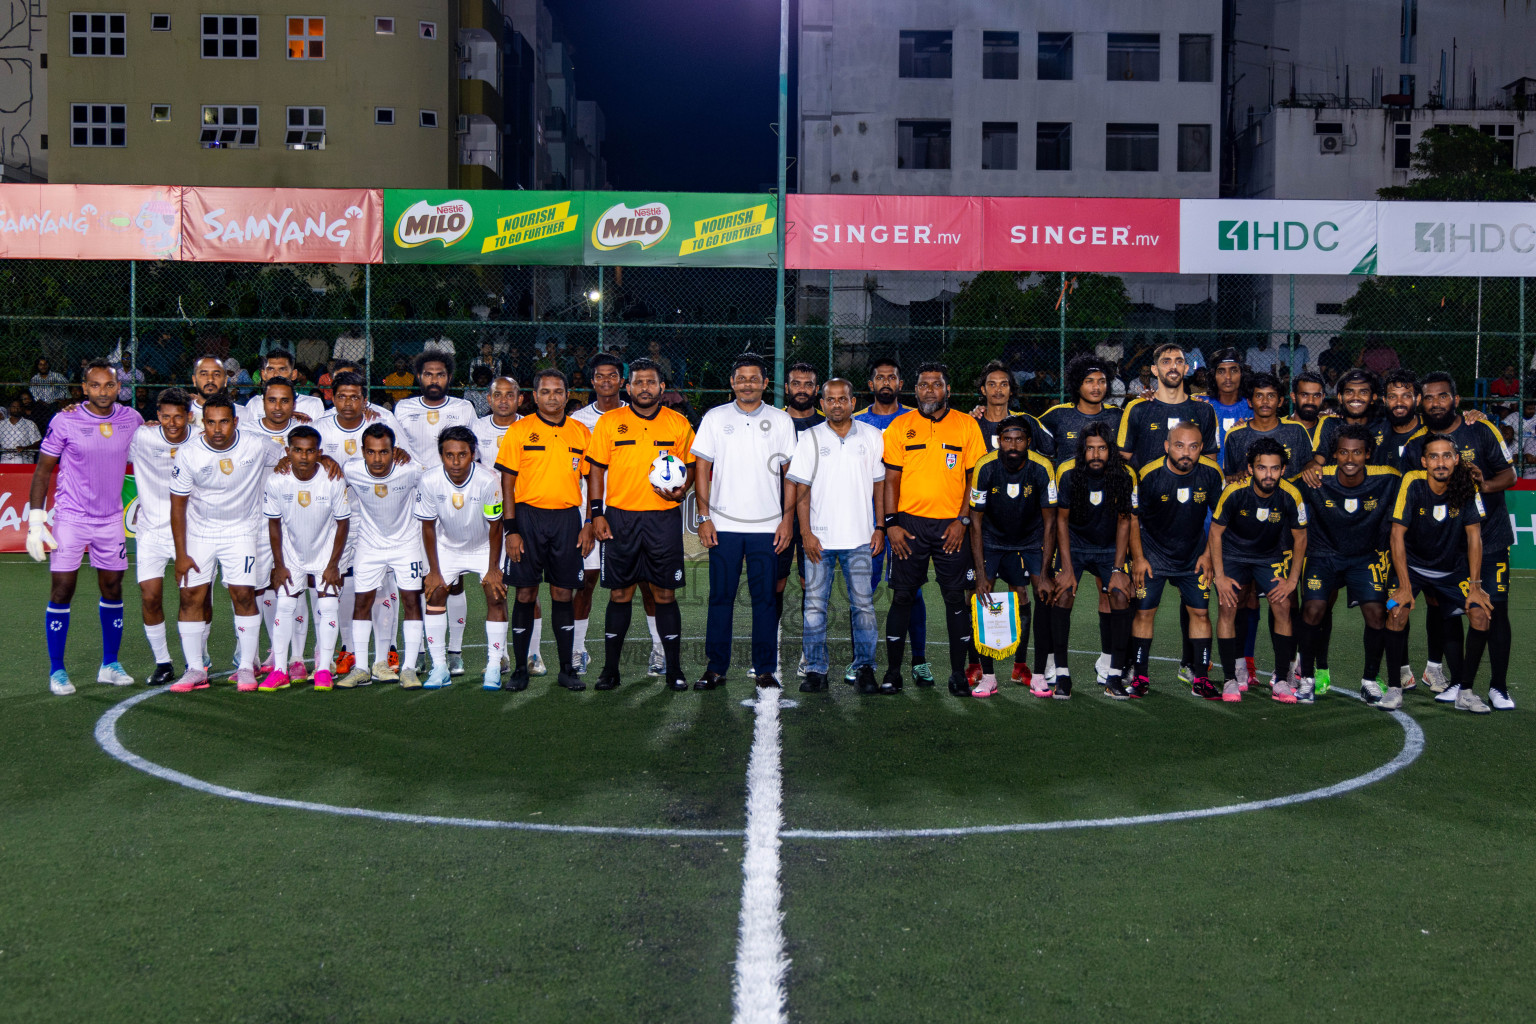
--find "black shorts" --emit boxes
[505,503,584,590]
[1405,565,1472,618]
[1481,546,1510,605]
[1303,551,1387,607]
[889,512,975,592]
[775,519,806,581]
[983,547,1042,589]
[600,506,686,590]
[1224,555,1289,596]
[1136,568,1211,611]
[1071,545,1129,594]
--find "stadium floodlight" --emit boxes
[587,289,602,303]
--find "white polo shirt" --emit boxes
[691,400,797,534]
[786,420,886,551]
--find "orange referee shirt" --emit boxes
[494,413,591,510]
[585,405,696,512]
[882,407,986,519]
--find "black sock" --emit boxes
[1489,605,1511,690]
[1109,609,1134,678]
[980,654,995,675]
[1180,605,1193,667]
[1273,631,1296,681]
[1218,636,1238,680]
[552,599,575,672]
[1426,609,1444,664]
[1032,600,1050,673]
[511,599,536,671]
[1016,600,1032,670]
[656,601,682,679]
[1458,626,1489,690]
[602,599,633,676]
[1298,620,1316,676]
[1441,615,1464,681]
[1233,607,1251,662]
[885,599,912,672]
[1315,610,1333,670]
[944,596,970,675]
[1363,625,1386,681]
[1132,635,1152,678]
[1190,634,1212,680]
[1051,606,1073,667]
[1386,629,1408,686]
[1098,611,1113,661]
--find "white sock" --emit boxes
[269,592,299,677]
[314,595,341,673]
[178,622,204,672]
[338,574,356,651]
[352,620,373,667]
[647,614,661,646]
[486,620,509,668]
[425,612,449,669]
[370,575,398,655]
[234,614,261,670]
[447,591,468,652]
[573,616,589,654]
[529,613,543,656]
[402,619,424,671]
[257,590,278,663]
[202,621,212,664]
[144,621,171,664]
[288,589,312,667]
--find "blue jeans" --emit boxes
[706,532,780,676]
[802,547,877,675]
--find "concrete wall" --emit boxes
[0,0,47,180]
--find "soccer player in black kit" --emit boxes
[1127,421,1224,697]
[1208,438,1309,704]
[1053,423,1137,699]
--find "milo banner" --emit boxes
[384,190,777,267]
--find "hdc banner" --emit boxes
[785,194,984,270]
[1375,202,1536,277]
[1179,199,1378,275]
[983,197,1179,272]
[181,187,383,263]
[0,184,181,260]
[1509,484,1536,570]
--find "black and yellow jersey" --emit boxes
[1222,419,1314,479]
[1213,478,1306,563]
[1134,456,1224,574]
[969,450,1057,551]
[1401,418,1513,551]
[1056,458,1138,552]
[1040,403,1122,463]
[1117,396,1219,470]
[1299,465,1399,557]
[1392,471,1486,576]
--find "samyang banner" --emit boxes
[1375,201,1536,277]
[1179,199,1379,275]
[182,187,383,263]
[984,197,1179,273]
[0,184,181,260]
[784,194,985,270]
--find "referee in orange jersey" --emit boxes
[585,358,697,691]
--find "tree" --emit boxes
[1378,124,1536,201]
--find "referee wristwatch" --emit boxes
[956,515,972,527]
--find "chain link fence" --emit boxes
[0,260,1530,471]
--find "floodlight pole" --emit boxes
[774,0,788,404]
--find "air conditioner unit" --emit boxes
[456,114,470,134]
[1318,134,1344,154]
[457,44,471,61]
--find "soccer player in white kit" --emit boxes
[250,377,303,673]
[187,355,240,428]
[167,395,285,692]
[338,423,429,689]
[242,348,325,424]
[128,387,193,685]
[260,425,350,692]
[417,425,508,689]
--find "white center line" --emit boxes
[731,693,789,1024]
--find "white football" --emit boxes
[649,452,686,491]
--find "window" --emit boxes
[1107,33,1159,81]
[1177,123,1211,172]
[1316,303,1344,316]
[202,15,259,59]
[982,31,1018,80]
[1037,32,1072,80]
[375,107,395,125]
[898,31,951,79]
[1179,34,1212,82]
[151,14,171,31]
[70,13,126,57]
[287,17,324,59]
[71,103,126,147]
[286,106,325,148]
[896,119,950,169]
[419,109,439,128]
[40,134,46,150]
[1480,123,1516,166]
[375,17,394,34]
[982,122,1018,170]
[1036,122,1071,170]
[418,21,436,40]
[1393,123,1413,169]
[1106,122,1158,171]
[199,105,259,147]
[151,104,171,122]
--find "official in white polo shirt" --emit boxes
[787,378,886,693]
[691,353,797,689]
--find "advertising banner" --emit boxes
[582,192,777,267]
[0,184,181,260]
[0,465,53,553]
[182,187,383,263]
[1376,202,1536,278]
[1179,199,1378,275]
[984,197,1179,273]
[1509,484,1536,570]
[785,194,985,270]
[386,190,585,265]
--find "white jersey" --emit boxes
[243,391,325,425]
[342,458,423,549]
[472,413,517,468]
[170,429,284,539]
[188,398,242,429]
[413,463,503,553]
[262,470,351,571]
[571,399,625,430]
[691,401,797,534]
[785,421,886,550]
[251,417,299,449]
[127,424,189,534]
[392,396,477,470]
[315,408,405,465]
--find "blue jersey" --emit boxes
[853,404,913,431]
[1200,396,1251,459]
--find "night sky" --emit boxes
[544,0,796,193]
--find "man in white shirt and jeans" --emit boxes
[787,378,886,693]
[691,353,796,690]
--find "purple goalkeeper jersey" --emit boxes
[39,403,143,521]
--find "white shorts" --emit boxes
[135,529,176,584]
[354,543,426,593]
[438,544,492,586]
[583,540,601,573]
[184,531,258,588]
[253,531,275,590]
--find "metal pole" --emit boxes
[827,268,834,377]
[128,260,138,404]
[364,263,373,401]
[1288,274,1296,382]
[773,0,788,405]
[597,264,605,351]
[1520,276,1527,477]
[1058,272,1067,405]
[1475,276,1483,385]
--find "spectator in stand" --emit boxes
[468,342,504,381]
[646,339,675,383]
[1357,334,1400,376]
[1244,336,1277,376]
[226,358,255,399]
[1490,365,1521,417]
[29,358,70,408]
[1504,399,1536,477]
[0,397,41,463]
[316,359,337,405]
[1128,363,1156,399]
[295,335,330,374]
[423,334,455,358]
[1276,333,1310,377]
[140,330,181,382]
[1094,337,1124,367]
[1318,335,1353,382]
[1183,341,1207,373]
[1104,361,1127,407]
[333,328,371,366]
[1122,338,1156,385]
[464,365,493,416]
[383,355,415,403]
[16,392,44,430]
[112,360,146,405]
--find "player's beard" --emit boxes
[422,383,447,402]
[874,386,897,405]
[1001,450,1027,471]
[1423,406,1457,432]
[1254,478,1278,496]
[1085,457,1107,474]
[1157,368,1184,390]
[787,391,815,412]
[1169,454,1194,473]
[1386,404,1417,428]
